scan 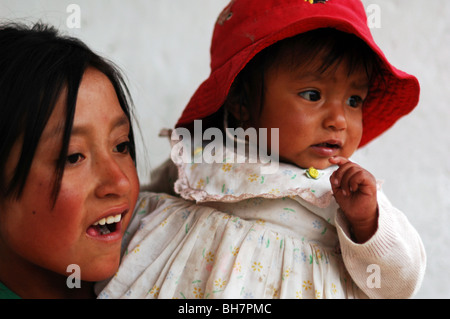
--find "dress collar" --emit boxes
[170,135,338,208]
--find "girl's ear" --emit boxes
[227,102,250,124]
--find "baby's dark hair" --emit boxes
[0,22,136,202]
[223,28,382,127]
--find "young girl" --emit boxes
[99,0,426,299]
[0,23,140,298]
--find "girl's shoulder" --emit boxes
[0,282,20,299]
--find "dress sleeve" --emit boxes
[334,190,426,298]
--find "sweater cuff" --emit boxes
[335,201,398,259]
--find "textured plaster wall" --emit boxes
[1,0,448,298]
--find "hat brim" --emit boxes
[176,2,420,148]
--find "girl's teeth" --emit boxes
[93,214,122,226]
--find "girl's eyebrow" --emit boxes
[41,114,129,143]
[40,121,65,143]
[70,114,130,137]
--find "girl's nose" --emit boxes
[94,155,131,199]
[323,102,347,131]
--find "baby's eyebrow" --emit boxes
[350,79,370,91]
[293,69,370,91]
[291,71,323,82]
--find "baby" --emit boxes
[99,0,426,299]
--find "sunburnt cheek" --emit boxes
[50,189,88,239]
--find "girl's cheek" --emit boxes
[50,183,87,236]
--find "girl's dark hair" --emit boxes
[0,22,137,201]
[223,28,382,127]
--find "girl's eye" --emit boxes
[346,95,364,108]
[66,153,85,165]
[299,90,321,102]
[114,141,131,154]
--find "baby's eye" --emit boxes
[114,141,131,154]
[299,90,321,102]
[66,153,85,165]
[346,95,364,108]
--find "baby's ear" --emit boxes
[227,103,250,123]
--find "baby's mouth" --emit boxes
[312,141,342,149]
[310,140,343,157]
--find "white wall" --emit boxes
[1,0,448,299]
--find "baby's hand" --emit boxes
[329,156,378,243]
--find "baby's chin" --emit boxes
[284,158,335,170]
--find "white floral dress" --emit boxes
[98,146,426,299]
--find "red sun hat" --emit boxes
[175,0,420,148]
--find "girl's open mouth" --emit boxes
[86,211,127,238]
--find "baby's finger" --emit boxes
[349,170,377,196]
[337,165,361,196]
[330,159,355,188]
[349,172,363,193]
[328,156,349,166]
